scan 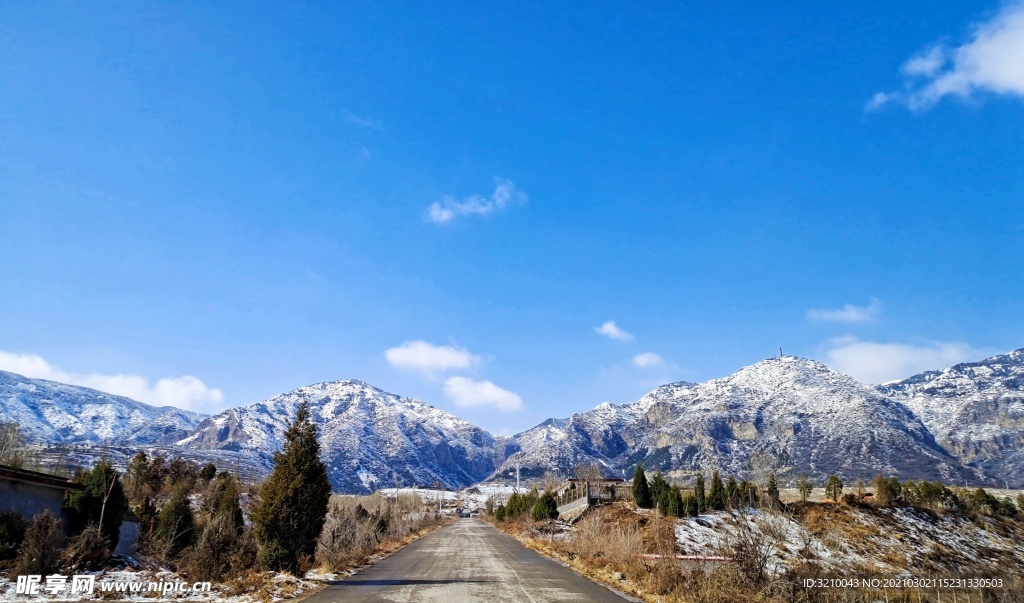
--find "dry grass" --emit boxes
[314,494,451,575]
[491,501,1024,603]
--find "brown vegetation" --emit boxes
[314,492,450,573]
[491,498,1024,603]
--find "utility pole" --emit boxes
[516,462,521,493]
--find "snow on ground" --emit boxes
[0,564,323,602]
[368,484,519,513]
[672,505,1024,577]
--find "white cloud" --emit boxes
[427,178,527,224]
[0,350,224,413]
[384,340,480,375]
[869,3,1024,111]
[442,376,522,411]
[807,298,881,323]
[342,108,382,130]
[822,338,986,384]
[595,320,634,341]
[633,352,664,368]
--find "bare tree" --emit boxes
[541,470,563,493]
[573,462,604,482]
[0,422,27,468]
[720,506,789,585]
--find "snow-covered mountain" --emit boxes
[5,348,1022,492]
[176,379,501,493]
[0,370,207,445]
[880,348,1024,487]
[498,357,977,485]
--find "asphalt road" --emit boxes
[304,518,632,603]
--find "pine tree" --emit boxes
[127,451,150,498]
[649,472,669,503]
[668,485,683,517]
[632,464,654,509]
[825,475,843,502]
[657,491,671,516]
[157,488,196,557]
[252,401,332,572]
[708,471,725,510]
[695,474,706,514]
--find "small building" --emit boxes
[1,464,141,556]
[555,478,631,520]
[0,464,83,519]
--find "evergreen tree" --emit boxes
[206,475,244,534]
[657,491,671,516]
[694,474,706,513]
[252,401,332,572]
[147,455,168,495]
[683,494,697,517]
[649,472,669,504]
[668,485,683,517]
[825,475,843,502]
[724,475,738,507]
[764,473,780,505]
[157,488,196,557]
[632,464,654,509]
[708,471,725,510]
[199,463,217,483]
[796,475,813,502]
[532,493,558,521]
[64,460,128,545]
[888,478,903,505]
[127,451,150,498]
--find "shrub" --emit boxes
[14,511,62,576]
[62,525,110,570]
[186,513,243,581]
[532,493,558,521]
[0,510,28,560]
[199,463,217,483]
[502,491,539,522]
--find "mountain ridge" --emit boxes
[4,349,1023,491]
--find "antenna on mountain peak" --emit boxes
[779,347,784,358]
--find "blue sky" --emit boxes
[1,2,1022,434]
